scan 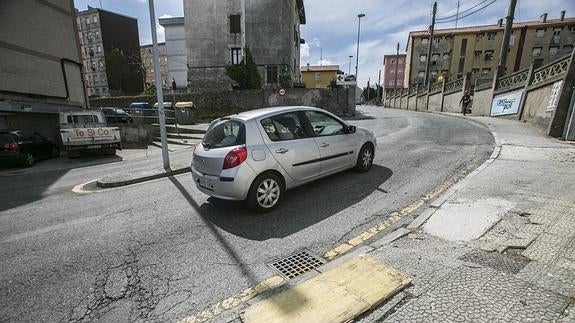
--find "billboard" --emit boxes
[490,91,523,116]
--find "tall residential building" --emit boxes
[77,6,144,97]
[159,17,188,89]
[0,0,86,140]
[183,0,306,90]
[405,11,575,86]
[383,54,407,90]
[140,43,169,88]
[300,65,343,88]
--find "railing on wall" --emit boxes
[444,79,463,94]
[429,82,442,94]
[531,55,571,86]
[474,77,493,91]
[495,68,529,93]
[417,86,427,95]
[408,85,417,95]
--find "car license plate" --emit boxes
[198,178,214,190]
[89,145,102,148]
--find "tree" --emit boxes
[279,66,292,88]
[105,48,130,93]
[141,83,156,96]
[327,77,338,90]
[225,48,262,90]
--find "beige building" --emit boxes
[300,65,343,88]
[140,43,169,88]
[405,11,575,86]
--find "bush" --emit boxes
[225,48,262,90]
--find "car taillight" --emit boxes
[223,147,247,169]
[2,142,19,152]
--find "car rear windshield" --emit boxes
[202,119,245,149]
[0,133,15,144]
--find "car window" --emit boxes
[67,115,98,123]
[261,112,307,141]
[203,119,245,149]
[0,133,15,144]
[304,111,345,136]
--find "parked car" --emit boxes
[191,106,377,212]
[0,131,60,167]
[102,107,132,123]
[128,102,153,116]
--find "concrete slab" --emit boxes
[316,246,374,273]
[407,208,437,230]
[96,164,191,188]
[424,198,516,242]
[371,228,411,249]
[241,255,411,323]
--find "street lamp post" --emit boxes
[355,13,365,89]
[348,55,353,75]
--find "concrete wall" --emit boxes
[443,92,461,113]
[417,95,427,111]
[400,95,408,110]
[90,88,355,121]
[160,18,187,88]
[407,95,417,111]
[428,92,442,111]
[117,124,152,149]
[473,88,494,116]
[521,84,556,132]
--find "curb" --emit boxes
[96,166,191,188]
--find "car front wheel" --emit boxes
[247,172,284,213]
[354,143,374,173]
[23,153,35,167]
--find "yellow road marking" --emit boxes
[178,167,470,323]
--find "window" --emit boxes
[229,15,241,34]
[460,39,467,56]
[564,45,574,53]
[85,17,90,25]
[472,68,479,74]
[315,72,321,81]
[419,54,427,62]
[443,53,450,61]
[93,16,97,24]
[476,33,484,41]
[430,70,438,78]
[91,61,96,71]
[98,60,104,68]
[421,38,429,45]
[304,111,345,137]
[390,70,395,75]
[87,32,93,42]
[266,66,278,84]
[569,25,575,32]
[487,32,496,40]
[96,45,101,53]
[418,71,425,78]
[398,69,403,74]
[67,115,98,124]
[536,29,545,37]
[388,80,395,86]
[431,53,440,62]
[482,68,491,75]
[203,120,246,148]
[549,46,559,56]
[553,27,562,35]
[231,48,241,65]
[261,112,307,141]
[474,50,482,58]
[532,47,542,57]
[95,31,100,39]
[433,37,441,45]
[399,58,404,63]
[390,59,395,64]
[485,50,494,61]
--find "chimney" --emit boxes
[307,63,310,71]
[560,10,566,21]
[540,13,548,23]
[498,19,503,27]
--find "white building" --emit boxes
[159,17,188,89]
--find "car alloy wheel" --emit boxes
[354,144,374,172]
[256,178,280,208]
[24,153,35,167]
[247,172,284,213]
[362,148,372,169]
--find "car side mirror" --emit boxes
[347,125,357,134]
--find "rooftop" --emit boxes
[301,65,343,73]
[159,17,184,26]
[230,106,325,121]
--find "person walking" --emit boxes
[460,91,472,116]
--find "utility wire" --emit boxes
[436,0,490,21]
[436,0,497,24]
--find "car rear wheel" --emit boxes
[354,143,374,173]
[51,147,60,158]
[23,153,35,167]
[247,172,284,213]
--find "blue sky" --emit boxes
[74,0,574,87]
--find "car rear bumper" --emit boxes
[0,153,24,164]
[64,143,122,151]
[191,164,255,201]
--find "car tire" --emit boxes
[354,143,374,173]
[23,153,35,167]
[51,147,61,158]
[246,172,284,213]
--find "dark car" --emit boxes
[0,131,60,167]
[102,107,132,123]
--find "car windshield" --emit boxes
[67,115,99,124]
[0,133,14,144]
[202,119,245,149]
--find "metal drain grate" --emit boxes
[268,250,325,280]
[459,250,531,274]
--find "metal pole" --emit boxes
[394,42,399,89]
[377,69,381,102]
[148,0,170,169]
[455,0,460,28]
[497,0,517,78]
[355,14,365,87]
[424,2,437,86]
[348,55,353,74]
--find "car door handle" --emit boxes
[275,148,289,154]
[319,143,330,148]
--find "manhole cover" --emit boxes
[459,250,530,274]
[268,250,325,280]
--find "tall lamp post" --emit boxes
[348,55,353,75]
[355,13,365,89]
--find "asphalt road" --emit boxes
[0,107,494,322]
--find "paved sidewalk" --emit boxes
[358,114,575,322]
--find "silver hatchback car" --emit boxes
[191,106,376,212]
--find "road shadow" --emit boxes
[196,165,393,241]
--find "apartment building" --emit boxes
[300,65,343,88]
[184,0,306,90]
[77,6,143,97]
[383,54,407,90]
[140,43,168,88]
[159,17,188,89]
[405,11,575,86]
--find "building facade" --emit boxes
[183,0,306,90]
[77,7,143,97]
[0,0,86,140]
[140,43,168,88]
[405,12,575,86]
[300,65,343,88]
[383,54,406,90]
[159,17,188,89]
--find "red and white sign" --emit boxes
[279,88,286,96]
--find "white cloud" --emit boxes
[300,43,310,58]
[317,59,334,65]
